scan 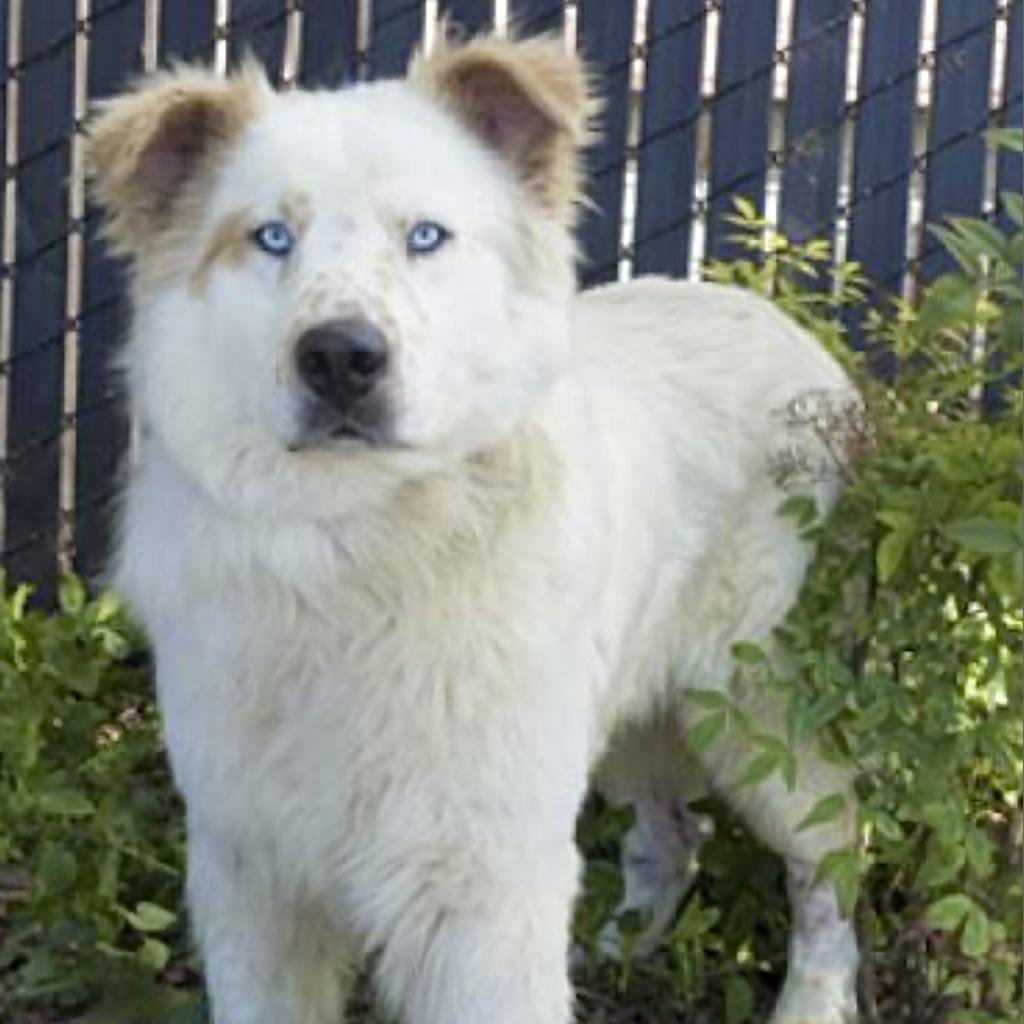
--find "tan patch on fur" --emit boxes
[189,208,255,293]
[85,61,269,258]
[280,190,313,237]
[188,192,312,294]
[410,35,597,224]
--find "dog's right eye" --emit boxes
[252,220,295,258]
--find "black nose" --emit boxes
[294,319,388,411]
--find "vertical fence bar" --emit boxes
[577,0,635,284]
[57,0,90,577]
[704,0,778,261]
[846,0,923,325]
[75,0,146,585]
[762,0,793,240]
[143,0,161,70]
[440,0,493,35]
[3,1,76,601]
[985,0,1022,415]
[779,0,852,250]
[281,0,303,86]
[996,0,1022,206]
[920,0,997,281]
[368,0,426,79]
[301,0,360,85]
[0,0,22,561]
[214,0,231,73]
[631,0,705,278]
[509,0,564,35]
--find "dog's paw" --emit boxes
[768,970,858,1024]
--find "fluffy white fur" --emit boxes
[91,37,860,1024]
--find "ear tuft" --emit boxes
[410,35,597,223]
[86,63,268,255]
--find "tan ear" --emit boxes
[86,64,268,254]
[410,36,595,223]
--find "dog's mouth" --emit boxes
[328,418,388,445]
[285,394,397,453]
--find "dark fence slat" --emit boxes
[846,0,923,308]
[509,0,564,35]
[577,0,635,284]
[779,0,852,248]
[1,2,8,254]
[301,0,360,85]
[920,0,997,281]
[226,0,289,79]
[74,0,144,586]
[631,0,705,278]
[440,1,493,37]
[705,0,778,262]
[161,0,216,62]
[368,0,425,80]
[4,1,75,601]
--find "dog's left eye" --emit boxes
[406,220,451,256]
[252,220,295,258]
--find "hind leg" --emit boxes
[592,713,712,958]
[686,684,859,1024]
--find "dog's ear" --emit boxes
[411,36,595,223]
[86,64,268,255]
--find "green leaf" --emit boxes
[951,217,1010,264]
[876,527,913,583]
[685,689,734,712]
[92,590,123,625]
[927,894,976,932]
[37,843,78,892]
[964,828,995,880]
[735,750,783,789]
[123,901,177,934]
[689,711,727,754]
[946,517,1021,555]
[58,575,86,615]
[731,641,768,666]
[986,127,1024,152]
[961,905,991,958]
[732,195,758,221]
[799,691,850,738]
[137,937,170,971]
[796,793,848,832]
[814,847,861,918]
[930,224,984,276]
[39,790,96,817]
[1001,191,1024,228]
[725,974,756,1024]
[777,494,819,527]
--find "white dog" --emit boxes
[87,35,861,1024]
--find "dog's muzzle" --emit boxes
[290,318,394,447]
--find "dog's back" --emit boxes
[572,277,858,712]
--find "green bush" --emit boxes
[1,147,1020,1023]
[0,578,202,1021]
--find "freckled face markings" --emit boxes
[189,189,313,294]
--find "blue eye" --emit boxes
[407,220,451,256]
[252,220,295,258]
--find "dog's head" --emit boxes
[87,36,592,519]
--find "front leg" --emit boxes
[372,842,580,1024]
[188,826,356,1024]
